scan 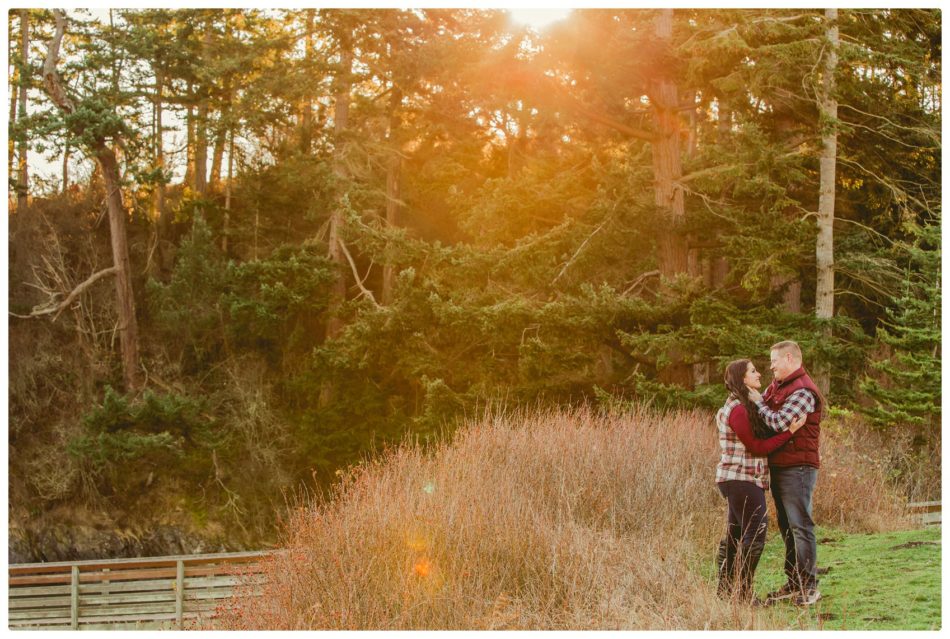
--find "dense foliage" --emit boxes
[8,9,940,550]
[860,216,941,430]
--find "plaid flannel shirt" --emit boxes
[755,389,816,432]
[715,398,771,490]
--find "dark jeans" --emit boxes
[717,480,768,595]
[770,465,819,589]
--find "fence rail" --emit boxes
[9,550,271,630]
[907,500,942,526]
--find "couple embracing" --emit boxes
[715,340,823,607]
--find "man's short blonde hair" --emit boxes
[770,340,802,361]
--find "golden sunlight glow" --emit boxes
[413,556,432,578]
[507,8,573,32]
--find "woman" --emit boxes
[715,359,805,604]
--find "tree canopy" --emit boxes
[8,8,940,553]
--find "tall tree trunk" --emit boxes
[184,81,195,188]
[253,205,259,260]
[145,66,166,279]
[222,128,234,254]
[299,9,316,154]
[8,48,17,182]
[194,22,212,195]
[209,82,229,187]
[62,140,70,192]
[9,19,28,298]
[717,97,731,142]
[771,273,802,313]
[382,86,403,306]
[650,9,686,280]
[650,9,691,387]
[210,129,225,187]
[195,107,208,194]
[815,8,838,397]
[42,10,142,391]
[686,91,698,158]
[320,31,353,406]
[326,38,352,340]
[154,66,168,239]
[195,101,209,195]
[17,9,29,211]
[98,148,143,391]
[210,15,232,188]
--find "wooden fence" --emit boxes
[9,550,270,630]
[907,500,941,526]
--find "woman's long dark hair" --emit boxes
[724,359,774,439]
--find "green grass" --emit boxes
[752,525,941,630]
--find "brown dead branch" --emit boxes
[10,267,117,320]
[42,11,75,115]
[338,239,380,308]
[622,270,660,296]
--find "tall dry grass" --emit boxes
[217,404,911,630]
[813,414,918,532]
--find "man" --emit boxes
[747,340,823,606]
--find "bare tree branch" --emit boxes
[838,156,933,213]
[10,267,117,320]
[552,220,607,285]
[338,239,380,307]
[42,10,75,114]
[622,270,660,296]
[839,102,940,143]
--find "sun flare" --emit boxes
[507,8,573,32]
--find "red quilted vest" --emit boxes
[765,367,823,469]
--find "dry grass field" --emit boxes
[215,405,913,630]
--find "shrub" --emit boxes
[67,429,180,473]
[66,386,211,497]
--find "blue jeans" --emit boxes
[769,465,818,589]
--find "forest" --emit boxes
[7,9,941,562]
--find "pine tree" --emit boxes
[40,9,143,391]
[860,216,940,429]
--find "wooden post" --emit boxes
[176,559,185,629]
[70,565,79,629]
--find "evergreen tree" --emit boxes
[860,216,941,429]
[38,9,143,391]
